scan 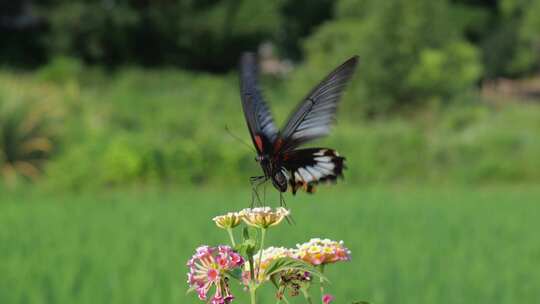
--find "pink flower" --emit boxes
[322,294,335,304]
[187,245,244,303]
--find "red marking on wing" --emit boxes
[254,135,263,152]
[282,152,291,161]
[273,138,284,153]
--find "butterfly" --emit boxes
[240,52,358,199]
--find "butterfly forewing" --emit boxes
[240,53,278,154]
[279,56,358,152]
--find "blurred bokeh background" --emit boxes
[1,1,539,303]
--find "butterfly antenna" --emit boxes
[225,125,256,152]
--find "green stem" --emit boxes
[301,288,313,304]
[282,296,291,304]
[256,228,266,282]
[226,228,236,247]
[319,264,326,299]
[249,284,257,304]
[248,255,255,282]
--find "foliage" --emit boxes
[505,0,540,75]
[464,0,540,78]
[1,68,539,190]
[2,0,540,81]
[41,0,286,71]
[407,42,482,100]
[0,76,62,187]
[295,0,483,113]
[2,0,337,70]
[278,0,335,60]
[35,56,84,85]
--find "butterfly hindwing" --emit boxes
[281,148,345,194]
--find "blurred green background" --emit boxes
[1,1,539,303]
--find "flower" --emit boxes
[244,247,310,298]
[213,212,242,229]
[295,238,351,265]
[240,207,290,229]
[243,247,296,282]
[187,245,244,304]
[322,294,335,304]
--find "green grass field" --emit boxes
[1,186,539,304]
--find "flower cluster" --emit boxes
[188,206,355,304]
[244,247,311,299]
[212,207,290,230]
[240,207,290,229]
[187,245,244,304]
[212,212,242,229]
[296,238,351,265]
[244,247,296,282]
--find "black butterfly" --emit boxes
[240,52,358,198]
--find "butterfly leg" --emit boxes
[249,176,266,207]
[263,181,267,204]
[279,192,295,224]
[253,177,267,206]
[279,192,287,208]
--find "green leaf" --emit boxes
[226,268,244,282]
[263,257,329,282]
[186,285,197,295]
[269,273,280,289]
[235,227,257,258]
[235,238,256,257]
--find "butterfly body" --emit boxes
[240,53,358,195]
[256,154,288,192]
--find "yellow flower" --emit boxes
[212,212,242,229]
[240,207,290,229]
